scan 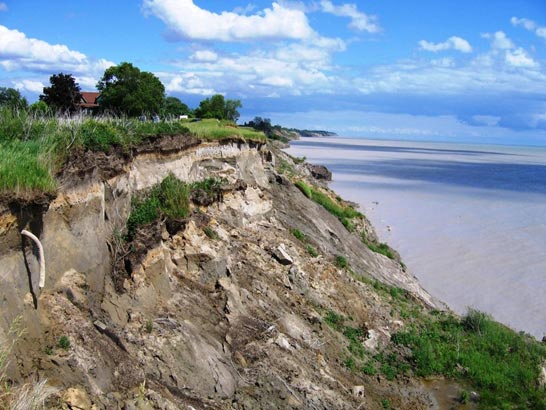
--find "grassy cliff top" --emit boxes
[0,110,265,200]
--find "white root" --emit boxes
[21,230,46,289]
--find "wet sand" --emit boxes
[286,137,546,338]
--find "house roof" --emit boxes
[79,91,100,108]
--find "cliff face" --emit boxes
[0,136,442,409]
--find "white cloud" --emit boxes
[0,25,114,77]
[190,50,218,62]
[511,17,536,31]
[0,25,86,70]
[142,0,315,41]
[505,48,537,68]
[319,1,380,33]
[482,31,514,50]
[0,3,7,12]
[419,36,473,53]
[13,79,44,94]
[511,16,546,40]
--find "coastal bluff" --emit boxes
[0,134,471,409]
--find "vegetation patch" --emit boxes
[184,119,265,141]
[295,180,361,230]
[362,236,396,260]
[203,226,219,240]
[392,309,546,409]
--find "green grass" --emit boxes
[295,180,361,231]
[362,236,396,260]
[203,226,219,240]
[306,244,318,257]
[392,309,546,409]
[0,110,262,198]
[184,119,265,141]
[291,228,305,241]
[335,255,349,269]
[126,173,190,240]
[57,335,70,350]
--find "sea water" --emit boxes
[286,137,546,339]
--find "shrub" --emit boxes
[57,335,70,350]
[335,255,349,269]
[324,310,345,331]
[307,244,318,257]
[158,174,190,219]
[291,228,305,241]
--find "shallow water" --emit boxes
[286,137,546,338]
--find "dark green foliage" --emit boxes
[195,94,241,121]
[126,174,191,240]
[163,96,191,118]
[295,180,361,230]
[343,326,366,358]
[244,116,273,136]
[126,192,161,240]
[291,228,305,241]
[203,226,219,240]
[306,244,318,257]
[343,357,356,370]
[362,236,395,259]
[381,399,391,410]
[361,361,377,375]
[40,73,82,113]
[157,174,190,219]
[97,62,165,116]
[324,310,345,331]
[335,255,349,269]
[0,87,27,110]
[80,120,122,152]
[392,310,546,409]
[58,335,70,350]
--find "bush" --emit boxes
[291,228,305,241]
[335,255,349,269]
[57,335,70,350]
[307,244,318,257]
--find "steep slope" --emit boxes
[0,135,457,409]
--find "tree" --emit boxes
[246,117,273,135]
[194,94,242,122]
[97,62,165,117]
[39,73,82,113]
[163,96,191,118]
[0,87,28,110]
[28,101,49,115]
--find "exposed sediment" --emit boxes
[0,134,445,409]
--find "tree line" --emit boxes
[0,62,242,121]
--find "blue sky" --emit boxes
[1,1,545,145]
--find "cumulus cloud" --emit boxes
[142,0,315,41]
[319,1,380,33]
[190,50,218,62]
[0,25,114,77]
[13,79,44,94]
[511,16,546,40]
[0,25,87,70]
[419,36,472,53]
[482,31,514,50]
[505,48,537,68]
[0,3,7,12]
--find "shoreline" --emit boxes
[285,136,546,339]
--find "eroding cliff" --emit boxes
[0,135,444,409]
